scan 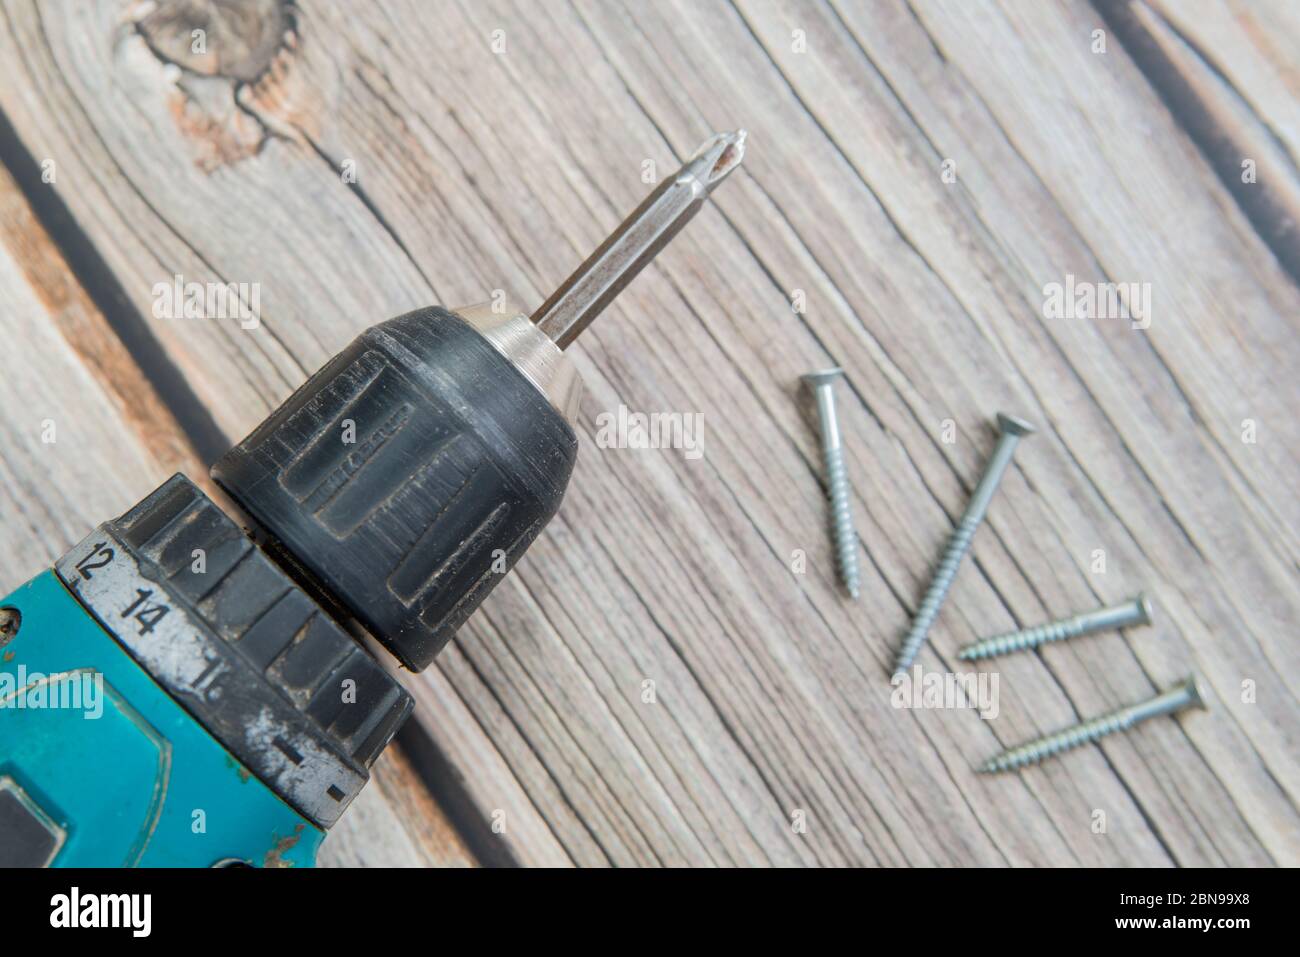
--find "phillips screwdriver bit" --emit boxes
[533,130,747,348]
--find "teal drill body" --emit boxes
[0,473,413,868]
[0,570,321,867]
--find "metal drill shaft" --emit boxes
[803,368,860,599]
[893,413,1035,675]
[958,594,1153,661]
[979,676,1207,773]
[533,130,747,349]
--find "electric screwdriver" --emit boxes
[0,131,746,867]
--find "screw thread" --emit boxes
[894,515,979,672]
[979,707,1133,773]
[958,616,1085,661]
[823,445,860,598]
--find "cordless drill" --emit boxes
[0,131,746,867]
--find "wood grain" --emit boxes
[0,0,1295,866]
[1094,0,1300,279]
[0,156,472,868]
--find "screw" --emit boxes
[958,593,1153,661]
[978,675,1208,774]
[802,368,860,599]
[893,412,1035,674]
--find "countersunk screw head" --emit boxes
[1177,674,1209,711]
[1136,592,1155,627]
[996,412,1036,437]
[800,367,844,389]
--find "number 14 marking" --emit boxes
[122,588,171,635]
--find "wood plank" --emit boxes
[1142,0,1300,165]
[0,0,1294,865]
[321,743,473,867]
[0,158,472,868]
[1094,0,1300,280]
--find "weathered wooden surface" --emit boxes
[0,0,1295,866]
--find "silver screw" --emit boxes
[958,593,1153,661]
[893,412,1035,674]
[979,675,1208,774]
[802,368,860,599]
